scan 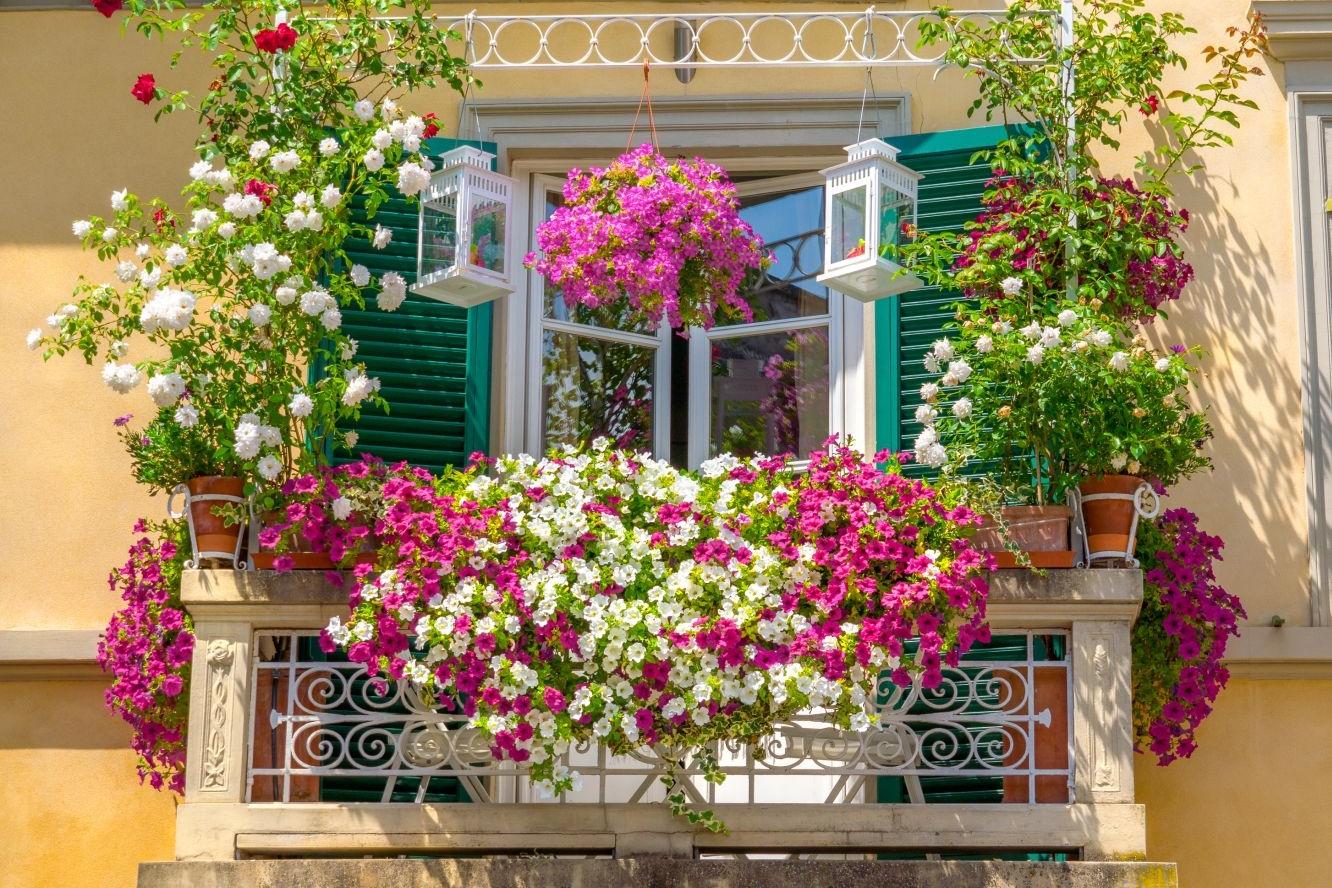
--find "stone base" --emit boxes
[139,858,1178,888]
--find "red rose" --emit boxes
[91,0,123,17]
[1140,94,1160,116]
[130,73,157,105]
[152,208,175,232]
[422,112,440,139]
[255,23,298,53]
[244,178,277,207]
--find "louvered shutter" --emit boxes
[337,137,495,471]
[874,125,1026,464]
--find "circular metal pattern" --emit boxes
[431,10,1056,69]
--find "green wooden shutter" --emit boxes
[874,125,1025,462]
[338,137,495,470]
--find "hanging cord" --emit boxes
[625,58,660,151]
[855,6,883,143]
[455,10,485,143]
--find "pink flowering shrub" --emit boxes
[951,174,1194,325]
[290,440,992,820]
[98,519,193,793]
[1132,507,1245,764]
[525,144,768,331]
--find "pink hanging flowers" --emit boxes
[525,144,768,331]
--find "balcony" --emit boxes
[164,567,1155,870]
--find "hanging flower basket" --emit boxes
[525,144,768,331]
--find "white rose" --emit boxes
[289,392,314,418]
[248,303,272,327]
[1109,351,1129,372]
[256,454,282,481]
[72,220,92,238]
[952,397,973,419]
[363,148,384,172]
[1001,276,1023,296]
[332,496,353,520]
[350,264,371,287]
[372,225,392,250]
[1155,357,1172,372]
[319,137,339,156]
[249,140,271,161]
[353,99,375,122]
[1027,345,1045,365]
[111,189,130,212]
[1057,309,1078,327]
[975,335,993,354]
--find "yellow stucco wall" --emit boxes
[0,2,1327,887]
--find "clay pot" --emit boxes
[1078,474,1147,559]
[974,505,1073,569]
[250,510,334,571]
[186,475,245,562]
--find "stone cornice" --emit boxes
[1254,1,1332,61]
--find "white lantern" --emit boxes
[817,138,924,302]
[413,145,515,307]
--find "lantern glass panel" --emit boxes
[421,195,458,282]
[830,184,870,265]
[469,197,507,275]
[878,191,914,258]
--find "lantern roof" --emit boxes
[439,144,496,171]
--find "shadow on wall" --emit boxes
[1138,112,1306,617]
[0,680,130,750]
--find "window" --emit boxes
[524,168,845,468]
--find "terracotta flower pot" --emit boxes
[1078,474,1147,559]
[250,510,334,571]
[974,505,1074,569]
[186,475,245,562]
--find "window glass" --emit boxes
[709,326,829,459]
[541,330,654,452]
[717,186,829,326]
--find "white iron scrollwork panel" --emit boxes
[248,631,1071,805]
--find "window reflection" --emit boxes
[710,327,829,459]
[542,330,654,452]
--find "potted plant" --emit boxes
[913,300,1210,565]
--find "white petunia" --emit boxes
[248,303,272,327]
[72,220,92,238]
[397,161,431,197]
[332,496,353,520]
[1110,351,1129,371]
[269,150,300,173]
[174,403,199,428]
[289,392,314,418]
[319,137,339,156]
[1057,309,1078,327]
[1027,344,1045,364]
[372,225,392,249]
[1155,357,1172,372]
[101,361,141,394]
[377,271,407,311]
[248,140,271,161]
[111,189,130,212]
[952,397,973,419]
[147,372,187,407]
[350,264,371,287]
[26,329,42,350]
[1001,276,1023,296]
[363,148,385,172]
[256,454,282,481]
[975,335,993,354]
[353,99,375,122]
[320,184,342,209]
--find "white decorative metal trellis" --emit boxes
[248,630,1072,806]
[422,7,1062,70]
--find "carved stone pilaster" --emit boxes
[1072,621,1134,804]
[183,624,251,804]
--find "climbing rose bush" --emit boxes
[294,441,993,809]
[526,144,768,331]
[98,520,194,793]
[1132,508,1244,764]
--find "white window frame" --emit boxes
[687,173,844,469]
